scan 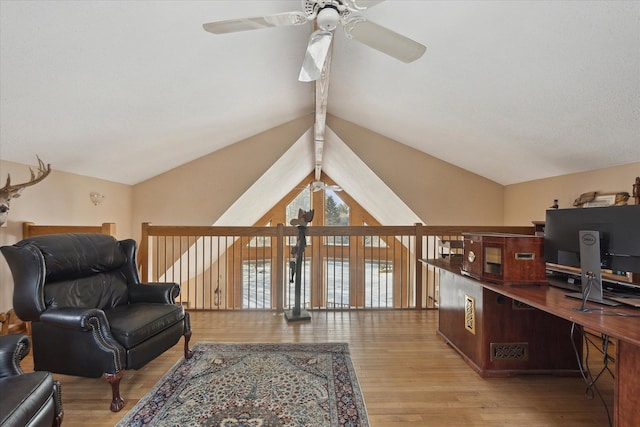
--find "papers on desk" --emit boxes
[607,296,640,308]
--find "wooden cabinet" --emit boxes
[426,258,640,426]
[616,340,640,426]
[437,267,580,377]
[462,233,547,285]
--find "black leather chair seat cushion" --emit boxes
[106,303,185,349]
[0,371,55,427]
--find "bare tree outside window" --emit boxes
[325,190,349,246]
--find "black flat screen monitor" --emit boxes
[544,205,640,275]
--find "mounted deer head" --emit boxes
[0,156,51,227]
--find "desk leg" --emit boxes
[615,340,640,427]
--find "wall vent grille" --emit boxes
[490,342,529,361]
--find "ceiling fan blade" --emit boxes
[298,30,333,82]
[344,0,386,11]
[343,17,426,63]
[203,11,307,34]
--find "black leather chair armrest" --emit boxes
[0,334,30,377]
[39,307,110,331]
[128,282,180,304]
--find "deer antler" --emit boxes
[0,156,51,226]
[1,156,52,197]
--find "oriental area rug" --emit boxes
[116,342,369,427]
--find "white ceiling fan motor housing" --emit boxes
[316,7,340,31]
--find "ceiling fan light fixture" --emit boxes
[316,7,340,31]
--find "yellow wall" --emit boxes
[131,115,314,240]
[0,160,134,240]
[1,120,638,311]
[504,162,640,225]
[0,160,133,310]
[131,115,507,238]
[328,116,505,226]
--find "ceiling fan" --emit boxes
[202,0,427,82]
[311,180,342,192]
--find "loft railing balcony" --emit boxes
[139,223,534,311]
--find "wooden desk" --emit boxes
[424,259,640,427]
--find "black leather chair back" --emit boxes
[1,233,137,320]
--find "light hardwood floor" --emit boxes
[21,310,613,426]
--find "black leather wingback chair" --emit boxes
[0,334,63,427]
[1,233,193,412]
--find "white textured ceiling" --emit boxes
[1,1,639,186]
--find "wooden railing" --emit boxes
[23,221,116,238]
[139,223,535,311]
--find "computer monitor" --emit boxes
[544,205,640,305]
[545,205,640,272]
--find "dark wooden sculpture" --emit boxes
[286,209,314,322]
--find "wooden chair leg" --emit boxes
[52,379,63,427]
[0,312,7,335]
[103,371,125,412]
[0,309,30,336]
[184,330,194,359]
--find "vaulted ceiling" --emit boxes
[1,1,638,186]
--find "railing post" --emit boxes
[415,223,424,309]
[276,223,285,311]
[22,222,34,239]
[139,222,150,281]
[101,222,116,236]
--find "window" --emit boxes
[325,190,349,226]
[236,172,409,310]
[243,260,271,308]
[286,185,311,225]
